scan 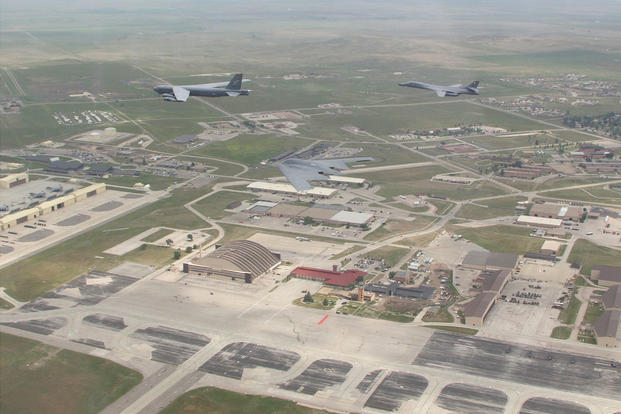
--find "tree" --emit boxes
[166,238,173,246]
[187,233,193,241]
[356,276,364,283]
[322,298,329,307]
[303,292,314,303]
[185,246,192,253]
[173,250,181,260]
[303,216,314,225]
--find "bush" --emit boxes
[173,250,181,260]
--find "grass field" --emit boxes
[365,246,409,267]
[365,216,437,241]
[452,224,544,254]
[425,326,478,335]
[293,294,337,310]
[340,143,429,165]
[455,196,527,220]
[567,239,621,275]
[537,176,612,191]
[0,187,210,301]
[465,134,556,150]
[0,297,14,309]
[189,134,311,166]
[582,301,604,325]
[540,185,621,206]
[422,308,454,323]
[363,166,508,200]
[141,228,174,243]
[0,332,142,414]
[297,101,546,140]
[558,289,582,325]
[161,387,333,414]
[550,326,572,339]
[193,190,255,219]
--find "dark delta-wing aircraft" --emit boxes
[399,80,479,97]
[277,157,373,191]
[153,73,250,102]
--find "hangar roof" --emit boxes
[195,240,280,278]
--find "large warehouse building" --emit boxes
[183,240,281,283]
[0,182,106,231]
[530,202,584,221]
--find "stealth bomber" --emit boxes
[277,157,372,191]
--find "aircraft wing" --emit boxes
[172,86,190,102]
[277,157,373,191]
[277,162,317,191]
[450,84,462,87]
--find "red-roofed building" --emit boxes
[289,266,366,288]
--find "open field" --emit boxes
[194,191,256,220]
[0,188,209,301]
[0,332,142,414]
[297,101,547,141]
[558,289,582,325]
[0,102,133,148]
[537,175,613,191]
[551,326,572,339]
[340,143,429,165]
[365,245,409,267]
[141,228,174,243]
[161,387,333,414]
[190,134,312,166]
[365,216,437,241]
[465,133,557,150]
[455,196,527,220]
[95,174,182,191]
[361,165,507,200]
[568,239,621,276]
[451,224,544,254]
[425,326,478,335]
[540,184,621,206]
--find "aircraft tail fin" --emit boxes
[467,80,479,89]
[227,74,243,90]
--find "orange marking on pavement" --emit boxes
[318,315,329,325]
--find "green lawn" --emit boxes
[558,289,582,325]
[540,184,621,206]
[293,294,338,310]
[193,190,255,219]
[0,297,14,310]
[550,326,572,340]
[365,216,437,241]
[141,228,174,243]
[0,332,142,414]
[582,301,604,325]
[568,239,621,275]
[189,134,311,166]
[452,224,543,254]
[365,246,409,267]
[427,198,456,215]
[422,308,454,323]
[425,326,478,335]
[161,387,333,414]
[455,196,527,220]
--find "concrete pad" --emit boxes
[434,383,508,414]
[55,213,90,226]
[0,245,13,254]
[364,371,429,411]
[108,262,154,279]
[103,228,161,256]
[17,229,54,242]
[90,200,123,212]
[519,397,591,414]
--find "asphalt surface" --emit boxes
[130,326,211,365]
[279,359,353,395]
[90,200,123,212]
[82,313,127,331]
[356,369,383,393]
[364,371,429,411]
[435,383,507,414]
[414,332,621,401]
[1,317,66,335]
[519,397,591,414]
[55,213,90,226]
[199,342,301,380]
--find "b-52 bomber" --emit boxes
[399,80,479,97]
[153,73,250,102]
[277,157,372,191]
